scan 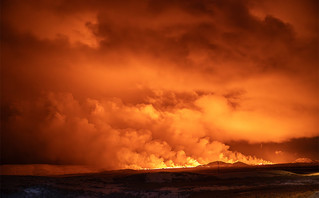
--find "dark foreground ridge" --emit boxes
[1,163,319,198]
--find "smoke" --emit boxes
[1,0,318,168]
[2,92,273,169]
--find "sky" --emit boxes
[1,0,318,169]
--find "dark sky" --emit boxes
[1,0,318,169]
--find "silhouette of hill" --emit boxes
[293,158,315,163]
[198,161,249,168]
[232,161,249,167]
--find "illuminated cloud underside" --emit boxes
[1,0,318,169]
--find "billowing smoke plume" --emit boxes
[3,92,273,169]
[1,0,318,168]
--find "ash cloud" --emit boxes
[1,0,318,167]
[1,92,271,168]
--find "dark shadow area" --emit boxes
[1,163,318,198]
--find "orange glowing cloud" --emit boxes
[1,0,318,168]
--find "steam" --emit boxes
[1,0,318,168]
[3,92,272,169]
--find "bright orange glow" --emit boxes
[1,0,318,170]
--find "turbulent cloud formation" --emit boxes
[1,0,318,168]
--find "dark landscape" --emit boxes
[1,162,318,198]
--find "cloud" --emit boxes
[2,92,273,168]
[0,91,314,168]
[1,0,318,167]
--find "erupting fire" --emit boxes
[1,0,318,170]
